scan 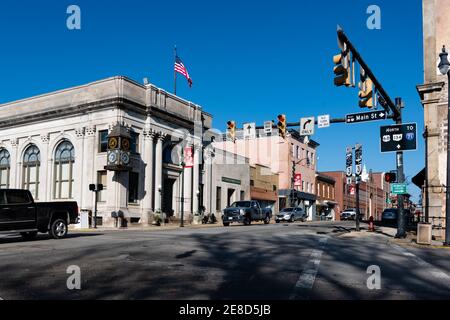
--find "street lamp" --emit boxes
[291,157,311,207]
[180,161,186,227]
[438,45,450,246]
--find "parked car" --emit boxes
[276,207,307,223]
[222,200,272,226]
[381,208,412,225]
[340,208,357,220]
[0,189,79,240]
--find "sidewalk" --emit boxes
[338,223,450,249]
[70,221,226,233]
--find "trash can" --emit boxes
[417,222,432,245]
[74,210,90,229]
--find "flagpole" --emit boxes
[174,45,177,95]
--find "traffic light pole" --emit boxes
[395,98,407,238]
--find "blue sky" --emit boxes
[0,0,424,200]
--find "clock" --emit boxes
[108,137,118,149]
[121,152,130,165]
[108,150,118,164]
[121,138,130,151]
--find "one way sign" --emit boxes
[346,110,387,124]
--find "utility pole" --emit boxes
[395,97,406,238]
[355,182,360,231]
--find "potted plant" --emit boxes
[153,210,163,226]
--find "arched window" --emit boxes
[23,145,40,199]
[0,149,10,189]
[54,141,75,199]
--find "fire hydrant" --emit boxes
[368,216,375,232]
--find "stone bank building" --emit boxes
[0,76,248,227]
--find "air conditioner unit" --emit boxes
[417,223,432,245]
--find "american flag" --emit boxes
[174,55,193,87]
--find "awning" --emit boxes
[279,189,317,201]
[412,168,425,188]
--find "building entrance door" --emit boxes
[227,188,235,207]
[162,178,175,218]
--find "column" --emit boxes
[82,125,96,212]
[40,134,50,202]
[9,138,19,188]
[154,133,165,212]
[142,129,155,224]
[192,144,200,214]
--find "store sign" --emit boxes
[222,177,241,185]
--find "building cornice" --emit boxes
[416,81,445,105]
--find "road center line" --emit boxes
[391,244,450,288]
[290,237,328,299]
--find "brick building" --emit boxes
[315,173,337,220]
[322,171,390,221]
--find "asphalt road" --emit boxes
[0,221,449,300]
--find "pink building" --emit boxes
[214,129,319,218]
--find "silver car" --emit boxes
[276,207,307,223]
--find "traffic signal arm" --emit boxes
[337,27,400,120]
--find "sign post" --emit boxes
[354,144,362,231]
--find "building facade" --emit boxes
[250,164,279,212]
[315,173,337,220]
[323,171,390,221]
[0,76,216,227]
[416,0,450,238]
[214,128,318,219]
[204,147,251,216]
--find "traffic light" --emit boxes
[333,50,351,87]
[358,68,374,108]
[227,120,236,142]
[277,114,287,139]
[384,172,397,183]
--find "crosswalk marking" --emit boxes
[290,237,328,299]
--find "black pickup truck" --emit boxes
[222,200,272,226]
[0,189,79,240]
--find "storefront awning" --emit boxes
[279,189,317,201]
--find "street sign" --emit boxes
[391,183,407,195]
[263,121,273,134]
[380,123,417,153]
[345,146,352,178]
[300,117,315,136]
[243,122,256,139]
[346,110,387,124]
[318,115,330,128]
[355,144,362,177]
